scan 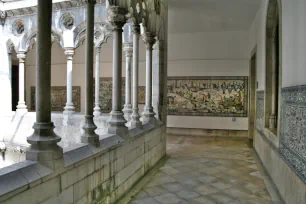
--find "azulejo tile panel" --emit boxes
[256,90,265,132]
[167,76,248,117]
[280,85,306,182]
[31,86,81,112]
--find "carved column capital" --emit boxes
[142,32,156,50]
[64,49,75,60]
[132,24,141,35]
[108,6,128,31]
[84,0,96,3]
[17,52,26,63]
[123,43,133,57]
[0,11,7,26]
[96,46,101,53]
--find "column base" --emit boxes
[130,108,142,129]
[108,110,128,138]
[64,104,75,114]
[123,104,133,122]
[142,106,156,124]
[81,115,99,146]
[63,105,75,125]
[16,103,28,114]
[26,122,63,163]
[93,105,102,117]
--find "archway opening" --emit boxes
[265,0,281,134]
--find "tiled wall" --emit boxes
[280,85,306,182]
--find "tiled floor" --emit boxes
[129,135,283,204]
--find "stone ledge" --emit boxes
[0,123,165,203]
[0,160,53,200]
[167,127,248,137]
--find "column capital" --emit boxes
[84,0,96,3]
[132,24,141,35]
[123,43,133,57]
[17,52,26,63]
[108,6,128,31]
[96,46,101,53]
[142,32,156,50]
[64,49,75,60]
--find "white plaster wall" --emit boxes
[167,31,250,130]
[25,39,148,113]
[248,0,267,91]
[282,0,306,87]
[248,0,306,89]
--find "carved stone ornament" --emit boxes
[12,19,25,36]
[154,0,161,15]
[60,13,75,30]
[0,11,7,26]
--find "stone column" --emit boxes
[63,49,75,116]
[26,0,63,163]
[107,6,128,137]
[16,52,27,113]
[142,32,156,124]
[93,47,101,117]
[269,36,277,129]
[122,42,133,122]
[130,25,142,128]
[81,0,99,146]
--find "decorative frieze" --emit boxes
[280,85,306,182]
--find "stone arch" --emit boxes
[74,21,112,49]
[23,29,64,52]
[265,0,282,132]
[6,39,16,53]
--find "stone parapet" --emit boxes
[0,124,166,204]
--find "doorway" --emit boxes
[11,65,19,111]
[248,48,257,140]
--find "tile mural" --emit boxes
[31,86,81,112]
[280,85,306,182]
[94,77,145,113]
[167,76,248,117]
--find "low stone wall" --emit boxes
[0,124,167,204]
[255,129,306,204]
[167,127,248,137]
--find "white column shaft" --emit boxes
[17,53,27,111]
[67,59,73,105]
[19,61,25,104]
[125,56,132,105]
[95,50,100,106]
[145,48,152,108]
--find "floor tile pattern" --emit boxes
[130,135,283,204]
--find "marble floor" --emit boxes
[129,135,283,204]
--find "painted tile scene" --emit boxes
[167,77,248,117]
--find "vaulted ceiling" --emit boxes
[168,0,261,33]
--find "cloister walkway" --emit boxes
[126,135,283,204]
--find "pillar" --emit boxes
[81,0,99,146]
[63,49,75,116]
[142,32,156,124]
[269,36,277,129]
[122,43,133,122]
[130,25,142,129]
[16,52,27,113]
[107,6,128,137]
[93,47,101,117]
[26,0,63,163]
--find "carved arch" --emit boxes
[23,29,64,52]
[264,0,282,130]
[6,39,16,53]
[74,21,112,49]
